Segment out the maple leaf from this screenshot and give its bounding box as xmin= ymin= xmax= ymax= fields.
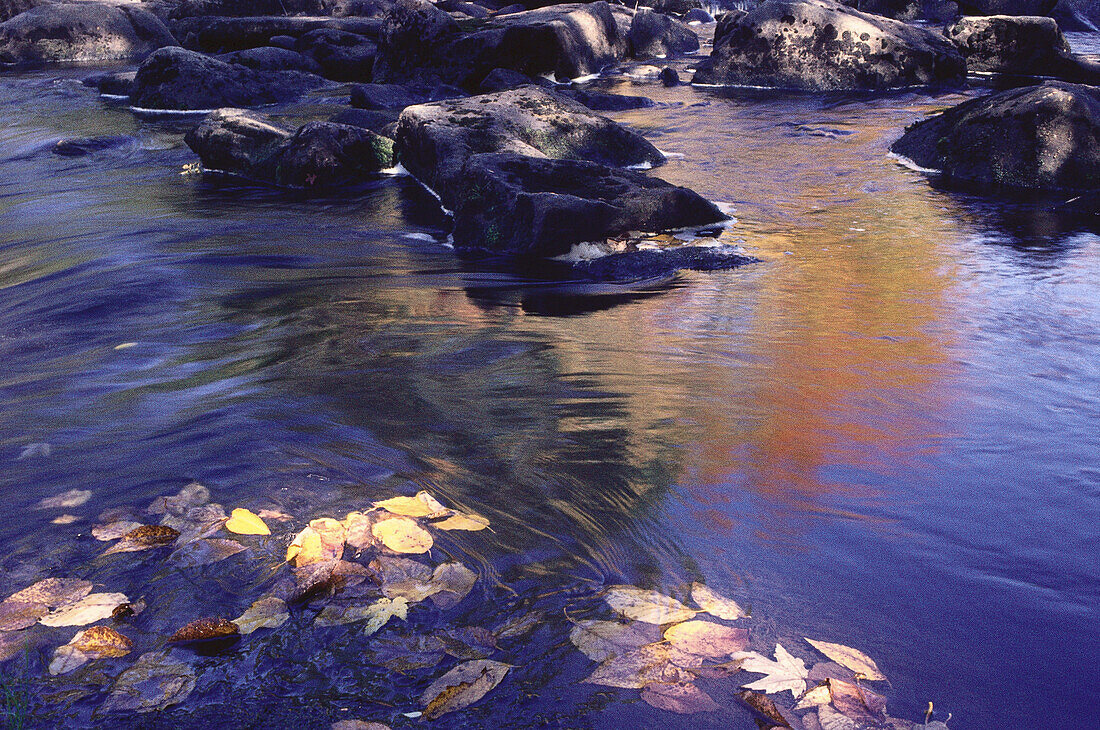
xmin=733 ymin=643 xmax=808 ymax=697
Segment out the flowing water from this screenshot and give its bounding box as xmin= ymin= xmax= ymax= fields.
xmin=1 ymin=52 xmax=1098 ymax=728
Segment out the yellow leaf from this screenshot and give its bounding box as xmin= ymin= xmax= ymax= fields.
xmin=232 ymin=597 xmax=289 ymax=634
xmin=287 ymin=519 xmax=344 ymax=566
xmin=431 ymin=513 xmax=490 ymax=531
xmin=420 ymin=659 xmax=511 ymax=719
xmin=373 ymin=491 xmax=448 ymax=518
xmin=225 ymin=508 xmax=270 ymax=536
xmin=663 ymin=620 xmax=749 ymax=659
xmin=363 ymin=597 xmax=409 ymax=636
xmin=603 ymin=586 xmax=696 ymax=625
xmin=690 ymin=582 xmax=746 ymax=621
xmin=804 ymin=638 xmax=887 ymax=681
xmin=372 ymin=516 xmax=433 ymax=554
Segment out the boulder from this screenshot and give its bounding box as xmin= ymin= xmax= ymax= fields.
xmin=131 ymin=46 xmax=327 ymax=110
xmin=573 ymin=245 xmax=756 ymax=280
xmin=944 ymin=14 xmax=1100 ymax=83
xmin=217 ymin=46 xmax=322 ymax=74
xmin=0 ymin=2 xmax=175 ymax=65
xmin=556 ymin=86 xmax=656 ymax=110
xmin=295 ymin=28 xmax=377 ymax=81
xmin=393 ymin=86 xmax=664 ymax=201
xmin=330 ymin=107 xmax=399 ymax=136
xmin=450 ymin=152 xmax=727 ymax=257
xmin=646 ymin=0 xmax=703 ymax=15
xmin=172 ymin=15 xmax=382 ymax=53
xmin=692 ymin=0 xmax=966 ymax=90
xmin=890 ymin=81 xmax=1100 ymax=190
xmin=84 ymin=69 xmax=137 ymax=96
xmin=167 ymin=0 xmax=392 ymax=18
xmin=683 ymin=8 xmax=715 ymax=24
xmin=1 ymin=0 xmax=43 ymax=23
xmin=372 ymin=0 xmax=459 ymax=81
xmin=628 ymin=8 xmax=699 ymax=59
xmin=185 ymin=108 xmax=394 ymax=188
xmin=956 ymin=0 xmax=1056 ymax=16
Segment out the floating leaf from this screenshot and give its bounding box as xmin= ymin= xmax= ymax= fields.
xmin=805 ymin=638 xmax=886 ymax=681
xmin=225 ymin=508 xmax=270 ymax=536
xmin=100 ymin=651 xmax=196 ymax=713
xmin=735 ymin=643 xmax=808 ymax=697
xmin=373 ymin=556 xmax=437 ymax=602
xmin=40 ymin=593 xmax=129 ymax=627
xmin=92 ymin=521 xmax=144 ymax=541
xmin=111 ymin=599 xmax=146 ymax=621
xmin=291 ymin=559 xmax=369 ymax=602
xmin=344 ymin=511 xmax=377 ymax=549
xmin=808 ymin=661 xmax=857 ymax=683
xmin=36 ymin=489 xmax=91 ymax=510
xmin=738 ymin=689 xmax=792 ymax=727
xmin=287 ymin=519 xmax=345 ymax=566
xmin=232 ymin=597 xmax=289 ymax=634
xmin=170 ymin=538 xmax=246 ymax=569
xmin=690 ymin=582 xmax=746 ymax=621
xmin=641 ymin=682 xmax=719 ymax=714
xmin=168 ymin=617 xmax=239 ymax=643
xmin=51 ymin=625 xmax=133 ymax=676
xmin=428 ymin=562 xmax=476 ymax=609
xmin=827 ymin=678 xmax=887 ymax=724
xmin=374 ymin=492 xmax=448 ymax=518
xmin=818 ymin=705 xmax=860 ymax=730
xmin=363 ymin=597 xmax=409 ymax=636
xmin=372 ymin=516 xmax=433 ymax=554
xmin=421 ymin=659 xmax=511 ymax=719
xmin=49 ymin=645 xmax=91 ymax=676
xmin=494 ymin=610 xmax=543 ymax=641
xmin=569 ymin=620 xmax=662 ymax=663
xmin=51 ymin=514 xmax=80 ymax=525
xmin=103 ymin=525 xmax=179 ymax=555
xmin=7 ymin=578 xmax=92 ymax=608
xmin=664 ymin=620 xmax=749 ymax=659
xmin=431 ymin=513 xmax=489 ymax=532
xmin=603 ymin=586 xmax=695 ymax=625
xmin=794 ymin=683 xmax=833 ymax=710
xmin=0 ymin=601 xmax=48 ymax=631
xmin=584 ymin=644 xmax=694 ymax=689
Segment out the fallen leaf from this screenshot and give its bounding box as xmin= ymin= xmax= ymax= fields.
xmin=691 ymin=582 xmax=747 ymax=621
xmin=808 ymin=661 xmax=857 ymax=683
xmin=431 ymin=513 xmax=490 ymax=531
xmin=161 ymin=503 xmax=228 ymax=545
xmin=7 ymin=578 xmax=92 ymax=608
xmin=584 ymin=644 xmax=694 ymax=689
xmin=818 ymin=705 xmax=859 ymax=730
xmin=52 ymin=625 xmax=134 ymax=672
xmin=738 ymin=689 xmax=792 ymax=727
xmin=225 ymin=508 xmax=270 ymax=536
xmin=365 ymin=633 xmax=446 ymax=672
xmin=421 ymin=659 xmax=511 ymax=719
xmin=804 ymin=639 xmax=886 ymax=681
xmin=92 ymin=521 xmax=144 ymax=541
xmin=170 ymin=538 xmax=246 ymax=569
xmin=363 ymin=597 xmax=409 ymax=636
xmin=436 ymin=627 xmax=498 ymax=660
xmin=494 ymin=610 xmax=543 ymax=641
xmin=827 ymin=678 xmax=887 ymax=724
xmin=642 ymin=682 xmax=720 ymax=714
xmin=168 ymin=617 xmax=240 ymax=643
xmin=51 ymin=514 xmax=80 ymax=525
xmin=689 ymin=657 xmax=745 ymax=679
xmin=111 ymin=599 xmax=146 ymax=622
xmin=232 ymin=597 xmax=289 ymax=634
xmin=163 ymin=483 xmax=210 ymax=515
xmin=372 ymin=516 xmax=433 ymax=554
xmin=49 ymin=645 xmax=90 ymax=676
xmin=603 ymin=586 xmax=696 ymax=625
xmin=794 ymin=683 xmax=833 ymax=710
xmin=36 ymin=489 xmax=92 ymax=510
xmin=258 ymin=508 xmax=292 ymax=522
xmin=0 ymin=632 xmax=32 ymax=662
xmin=287 ymin=519 xmax=345 ymax=566
xmin=0 ymin=601 xmax=48 ymax=631
xmin=428 ymin=562 xmax=477 ymax=609
xmin=103 ymin=525 xmax=179 ymax=555
xmin=569 ymin=620 xmax=662 ymax=663
xmin=330 ymin=722 xmax=392 ymax=730
xmin=735 ymin=643 xmax=808 ymax=697
xmin=100 ymin=651 xmax=196 ymax=713
xmin=664 ymin=620 xmax=749 ymax=659
xmin=40 ymin=593 xmax=129 ymax=627
xmin=374 ymin=492 xmax=448 ymax=518
xmin=373 ymin=556 xmax=436 ymax=602
xmin=291 ymin=559 xmax=369 ymax=601
xmin=344 ymin=511 xmax=376 ymax=549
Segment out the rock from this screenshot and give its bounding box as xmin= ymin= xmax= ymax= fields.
xmin=330 ymin=107 xmax=399 ymax=136
xmin=556 ymin=86 xmax=656 ymax=111
xmin=172 ymin=16 xmax=382 ymax=54
xmin=438 ymin=0 xmax=491 ymax=18
xmin=131 ymin=46 xmax=327 ymax=110
xmin=573 ymin=245 xmax=756 ymax=281
xmin=295 ymin=28 xmax=377 ymax=81
xmin=1051 ymin=0 xmax=1100 ymax=32
xmin=493 ymin=3 xmax=525 ymax=15
xmin=450 ymin=153 xmax=727 ymax=257
xmin=628 ymin=8 xmax=699 ymax=59
xmin=1 ymin=0 xmax=42 ymax=23
xmin=647 ymin=0 xmax=703 ymax=15
xmin=394 ymin=86 xmax=664 ymax=202
xmin=478 ymin=67 xmax=535 ymax=92
xmin=692 ymin=0 xmax=966 ymax=90
xmin=269 ymin=35 xmax=296 ymax=50
xmin=350 ymin=82 xmax=425 ymax=109
xmin=683 ymin=8 xmax=715 ymax=24
xmin=945 ymin=15 xmax=1099 ymax=83
xmin=372 ymin=0 xmax=459 ymax=82
xmin=956 ymin=0 xmax=1056 ymax=16
xmin=185 ymin=108 xmax=394 ymax=188
xmin=217 ymin=46 xmax=322 ymax=74
xmin=85 ymin=70 xmax=137 ymax=96
xmin=52 ymin=135 xmax=130 ymax=156
xmin=659 ymin=66 xmax=680 ymax=85
xmin=890 ymin=81 xmax=1100 ymax=191
xmin=167 ymin=0 xmax=392 ymax=19
xmin=0 ymin=2 xmax=176 ymax=65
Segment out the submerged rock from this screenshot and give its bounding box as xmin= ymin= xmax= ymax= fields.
xmin=185 ymin=108 xmax=394 ymax=188
xmin=891 ymin=81 xmax=1100 ymax=191
xmin=692 ymin=0 xmax=966 ymax=90
xmin=131 ymin=46 xmax=327 ymax=110
xmin=0 ymin=2 xmax=176 ymax=65
xmin=573 ymin=245 xmax=756 ymax=281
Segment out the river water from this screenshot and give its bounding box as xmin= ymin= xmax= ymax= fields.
xmin=1 ymin=46 xmax=1098 ymax=729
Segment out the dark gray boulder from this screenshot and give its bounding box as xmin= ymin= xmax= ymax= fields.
xmin=0 ymin=2 xmax=175 ymax=65
xmin=84 ymin=69 xmax=137 ymax=96
xmin=217 ymin=46 xmax=322 ymax=74
xmin=330 ymin=107 xmax=399 ymax=137
xmin=574 ymin=245 xmax=756 ymax=280
xmin=371 ymin=0 xmax=459 ymax=82
xmin=185 ymin=108 xmax=394 ymax=188
xmin=172 ymin=16 xmax=382 ymax=53
xmin=349 ymin=81 xmax=464 ymax=109
xmin=167 ymin=0 xmax=393 ymax=18
xmin=692 ymin=0 xmax=966 ymax=90
xmin=683 ymin=8 xmax=715 ymax=24
xmin=627 ymin=8 xmax=699 ymax=60
xmin=295 ymin=28 xmax=377 ymax=81
xmin=957 ymin=0 xmax=1056 ymax=16
xmin=131 ymin=46 xmax=327 ymax=110
xmin=891 ymin=81 xmax=1100 ymax=190
xmin=1 ymin=0 xmax=44 ymax=23
xmin=945 ymin=14 xmax=1100 ymax=83
xmin=557 ymin=86 xmax=656 ymax=110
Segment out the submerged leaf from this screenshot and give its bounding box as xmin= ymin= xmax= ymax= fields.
xmin=72 ymin=625 xmax=133 ymax=657
xmin=51 ymin=514 xmax=80 ymax=525
xmin=233 ymin=597 xmax=289 ymax=634
xmin=40 ymin=593 xmax=129 ymax=627
xmin=372 ymin=516 xmax=433 ymax=554
xmin=36 ymin=489 xmax=92 ymax=510
xmin=330 ymin=722 xmax=392 ymax=730
xmin=170 ymin=538 xmax=246 ymax=569
xmin=431 ymin=513 xmax=490 ymax=532
xmin=7 ymin=578 xmax=92 ymax=608
xmin=344 ymin=511 xmax=377 ymax=550
xmin=168 ymin=617 xmax=239 ymax=643
xmin=421 ymin=659 xmax=511 ymax=719
xmin=49 ymin=645 xmax=91 ymax=676
xmin=494 ymin=610 xmax=543 ymax=641
xmin=737 ymin=689 xmax=792 ymax=727
xmin=101 ymin=652 xmax=196 ymax=713
xmin=818 ymin=705 xmax=860 ymax=730
xmin=827 ymin=678 xmax=888 ymax=724
xmin=363 ymin=597 xmax=408 ymax=636
xmin=374 ymin=491 xmax=448 ymax=518
xmin=163 ymin=483 xmax=210 ymax=515
xmin=804 ymin=638 xmax=886 ymax=681
xmin=735 ymin=643 xmax=808 ymax=697
xmin=92 ymin=521 xmax=144 ymax=542
xmin=584 ymin=644 xmax=694 ymax=689
xmin=225 ymin=508 xmax=271 ymax=536
xmin=604 ymin=586 xmax=695 ymax=625
xmin=0 ymin=601 xmax=48 ymax=631
xmin=103 ymin=525 xmax=180 ymax=556
xmin=690 ymin=582 xmax=746 ymax=621
xmin=569 ymin=620 xmax=662 ymax=663
xmin=794 ymin=683 xmax=833 ymax=710
xmin=287 ymin=519 xmax=345 ymax=566
xmin=436 ymin=627 xmax=498 ymax=660
xmin=641 ymin=682 xmax=720 ymax=714
xmin=428 ymin=562 xmax=477 ymax=609
xmin=664 ymin=620 xmax=749 ymax=659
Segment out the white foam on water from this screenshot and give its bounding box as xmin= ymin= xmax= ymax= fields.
xmin=381 ymin=164 xmax=410 ymax=176
xmin=401 ymin=232 xmax=437 ymax=242
xmin=626 ymin=161 xmax=653 ymax=170
xmin=99 ymin=93 xmax=129 ymax=100
xmin=887 ymin=151 xmax=940 ymax=175
xmin=129 ymin=106 xmax=216 ymax=117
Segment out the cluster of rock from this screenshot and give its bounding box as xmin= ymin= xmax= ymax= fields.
xmin=2 ymin=0 xmax=1099 ymax=271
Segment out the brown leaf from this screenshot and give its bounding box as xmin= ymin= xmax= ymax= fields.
xmin=365 ymin=633 xmax=446 ymax=672
xmin=7 ymin=578 xmax=93 ymax=608
xmin=569 ymin=620 xmax=663 ymax=663
xmin=584 ymin=644 xmax=694 ymax=689
xmin=101 ymin=651 xmax=196 ymax=713
xmin=168 ymin=617 xmax=239 ymax=643
xmin=161 ymin=503 xmax=228 ymax=544
xmin=827 ymin=678 xmax=888 ymax=724
xmin=92 ymin=521 xmax=144 ymax=541
xmin=344 ymin=511 xmax=377 ymax=550
xmin=494 ymin=610 xmax=543 ymax=641
xmin=421 ymin=659 xmax=511 ymax=719
xmin=73 ymin=625 xmax=133 ymax=657
xmin=641 ymin=682 xmax=720 ymax=714
xmin=738 ymin=690 xmax=792 ymax=728
xmin=291 ymin=559 xmax=370 ymax=602
xmin=103 ymin=525 xmax=180 ymax=556
xmin=0 ymin=601 xmax=48 ymax=631
xmin=428 ymin=562 xmax=477 ymax=609
xmin=436 ymin=626 xmax=498 ymax=659
xmin=689 ymin=657 xmax=745 ymax=679
xmin=111 ymin=599 xmax=146 ymax=622
xmin=169 ymin=538 xmax=246 ymax=569
xmin=163 ymin=483 xmax=210 ymax=515
xmin=664 ymin=620 xmax=749 ymax=659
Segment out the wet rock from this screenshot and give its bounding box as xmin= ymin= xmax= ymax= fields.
xmin=573 ymin=245 xmax=756 ymax=281
xmin=85 ymin=70 xmax=137 ymax=96
xmin=269 ymin=34 xmax=296 ymax=50
xmin=394 ymin=86 xmax=664 ymax=202
xmin=372 ymin=0 xmax=459 ymax=82
xmin=478 ymin=67 xmax=535 ymax=92
xmin=131 ymin=46 xmax=327 ymax=110
xmin=330 ymin=107 xmax=398 ymax=136
xmin=683 ymin=8 xmax=715 ymax=24
xmin=438 ymin=0 xmax=491 ymax=19
xmin=648 ymin=0 xmax=703 ymax=15
xmin=350 ymin=81 xmax=464 ymax=109
xmin=837 ymin=0 xmax=957 ymax=22
xmin=946 ymin=15 xmax=1100 ymax=83
xmin=628 ymin=8 xmax=699 ymax=60
xmin=956 ymin=0 xmax=1056 ymax=16
xmin=217 ymin=46 xmax=322 ymax=74
xmin=167 ymin=0 xmax=393 ymax=19
xmin=890 ymin=81 xmax=1100 ymax=191
xmin=52 ymin=135 xmax=130 ymax=156
xmin=172 ymin=15 xmax=382 ymax=54
xmin=0 ymin=2 xmax=176 ymax=65
xmin=692 ymin=0 xmax=966 ymax=90
xmin=450 ymin=152 xmax=727 ymax=257
xmin=295 ymin=28 xmax=377 ymax=82
xmin=659 ymin=66 xmax=680 ymax=85
xmin=556 ymin=86 xmax=656 ymax=111
xmin=185 ymin=108 xmax=394 ymax=188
